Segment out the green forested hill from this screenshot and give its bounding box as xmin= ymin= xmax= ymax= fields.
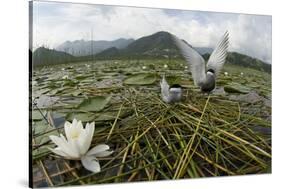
xmin=33 ymin=47 xmax=74 ymax=65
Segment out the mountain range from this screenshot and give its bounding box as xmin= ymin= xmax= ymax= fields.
xmin=55 ymin=31 xmax=213 ymax=57
xmin=33 ymin=31 xmax=271 ymax=73
xmin=94 ymin=31 xmax=214 ymax=59
xmin=56 ymin=38 xmax=134 ymax=56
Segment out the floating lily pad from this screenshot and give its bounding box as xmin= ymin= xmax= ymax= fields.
xmin=47 ymin=81 xmax=61 ymax=89
xmin=224 ymin=82 xmax=251 ymax=94
xmin=48 ymin=89 xmax=60 ymax=96
xmin=63 ymin=79 xmax=79 ymax=87
xmin=66 ymin=112 xmax=95 ymax=122
xmin=124 ymin=73 xmax=157 ymax=85
xmin=95 ymin=109 xmax=133 ymax=122
xmin=35 ymin=95 xmax=60 ymax=108
xmin=33 ymin=120 xmax=60 ymax=146
xmin=248 ymin=83 xmax=262 ymax=88
xmin=229 ymin=91 xmax=263 ymax=103
xmin=71 ymin=90 xmax=82 ymax=97
xmin=78 ymin=96 xmax=112 ymax=112
xmin=32 ymin=144 xmax=55 ymax=158
xmin=32 ymin=110 xmax=44 ymax=121
xmin=33 ymin=88 xmax=50 ymax=97
xmin=75 ymin=74 xmax=91 ymax=80
xmin=33 ymin=121 xmax=49 ymax=135
xmin=95 ymin=111 xmax=118 ymax=121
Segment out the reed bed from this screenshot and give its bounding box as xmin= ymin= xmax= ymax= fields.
xmin=32 ymin=86 xmax=271 ymax=187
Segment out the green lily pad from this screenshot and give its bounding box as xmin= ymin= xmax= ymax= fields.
xmin=33 ymin=88 xmax=50 ymax=97
xmin=32 ymin=110 xmax=43 ymax=121
xmin=33 ymin=120 xmax=60 ymax=146
xmin=32 ymin=144 xmax=54 ymax=158
xmin=63 ymin=79 xmax=79 ymax=87
xmin=66 ymin=112 xmax=95 ymax=122
xmin=47 ymin=81 xmax=61 ymax=89
xmin=124 ymin=73 xmax=157 ymax=85
xmin=48 ymin=88 xmax=60 ymax=96
xmin=75 ymin=74 xmax=91 ymax=80
xmin=78 ymin=96 xmax=111 ymax=112
xmin=71 ymin=90 xmax=82 ymax=97
xmin=224 ymin=82 xmax=251 ymax=94
xmin=95 ymin=111 xmax=118 ymax=121
xmin=33 ymin=121 xmax=49 ymax=135
xmin=97 ymin=109 xmax=134 ymax=122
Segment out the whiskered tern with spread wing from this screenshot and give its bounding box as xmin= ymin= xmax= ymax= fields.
xmin=172 ymin=31 xmax=229 ymax=93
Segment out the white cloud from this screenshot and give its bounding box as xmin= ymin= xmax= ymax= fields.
xmin=227 ymin=15 xmax=272 ymax=63
xmin=32 ymin=1 xmax=272 ymax=63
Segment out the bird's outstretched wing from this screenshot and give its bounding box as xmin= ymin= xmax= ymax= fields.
xmin=206 ymin=31 xmax=229 ymax=77
xmin=172 ymin=34 xmax=206 ymax=86
xmin=160 ymin=75 xmax=170 ymax=103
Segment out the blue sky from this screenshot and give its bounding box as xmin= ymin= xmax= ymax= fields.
xmin=32 ymin=1 xmax=272 ymax=63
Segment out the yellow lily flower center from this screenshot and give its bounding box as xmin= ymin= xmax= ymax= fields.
xmin=70 ymin=130 xmax=80 ymax=139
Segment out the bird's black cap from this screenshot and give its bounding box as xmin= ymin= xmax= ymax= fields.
xmin=207 ymin=69 xmax=215 ymax=74
xmin=170 ymin=84 xmax=182 ymax=89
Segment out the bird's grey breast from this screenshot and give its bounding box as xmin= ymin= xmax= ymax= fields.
xmin=169 ymin=92 xmax=182 ymax=103
xmin=167 ymin=88 xmax=183 ymax=103
xmin=201 ymin=73 xmax=216 ymax=92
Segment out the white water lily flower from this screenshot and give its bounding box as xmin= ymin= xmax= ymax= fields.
xmin=62 ymin=75 xmax=69 ymax=80
xmin=142 ymin=66 xmax=147 ymax=69
xmin=164 ymin=64 xmax=168 ymax=68
xmin=224 ymin=72 xmax=228 ymax=76
xmin=48 ymin=118 xmax=113 ymax=173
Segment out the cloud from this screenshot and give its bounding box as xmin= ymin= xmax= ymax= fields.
xmin=32 ymin=1 xmax=272 ymax=63
xmin=227 ymin=15 xmax=272 ymax=63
